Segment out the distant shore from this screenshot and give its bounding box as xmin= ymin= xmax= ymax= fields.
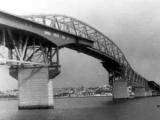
xmin=0 ymin=95 xmax=111 ymax=101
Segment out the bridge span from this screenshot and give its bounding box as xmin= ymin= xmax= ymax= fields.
xmin=0 ymin=11 xmax=159 ymax=109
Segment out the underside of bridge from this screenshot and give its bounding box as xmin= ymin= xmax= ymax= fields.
xmin=0 ymin=11 xmax=159 ymax=109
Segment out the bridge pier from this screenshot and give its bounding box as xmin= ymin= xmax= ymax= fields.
xmin=10 ymin=66 xmax=59 ymax=109
xmin=134 ymin=88 xmax=153 ymax=97
xmin=112 ymin=80 xmax=129 ymax=99
xmin=134 ymin=87 xmax=146 ymax=97
xmin=145 ymin=89 xmax=153 ymax=97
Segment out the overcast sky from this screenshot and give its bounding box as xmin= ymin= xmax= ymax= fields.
xmin=0 ymin=0 xmax=160 ymax=90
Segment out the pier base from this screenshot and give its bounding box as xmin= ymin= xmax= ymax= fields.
xmin=17 ymin=66 xmax=54 ymax=109
xmin=145 ymin=90 xmax=153 ymax=97
xmin=113 ymin=80 xmax=129 ymax=99
xmin=134 ymin=87 xmax=146 ymax=97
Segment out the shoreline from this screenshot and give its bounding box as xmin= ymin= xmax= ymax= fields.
xmin=0 ymin=95 xmax=111 ymax=101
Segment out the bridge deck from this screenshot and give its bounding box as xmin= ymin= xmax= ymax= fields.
xmin=0 ymin=10 xmax=159 ymax=91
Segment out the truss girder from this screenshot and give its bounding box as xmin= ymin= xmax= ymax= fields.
xmin=0 ymin=10 xmax=151 ymax=88
xmin=24 ymin=15 xmax=127 ymax=66
xmin=23 ymin=14 xmax=149 ymax=87
xmin=0 ymin=29 xmax=60 ymax=68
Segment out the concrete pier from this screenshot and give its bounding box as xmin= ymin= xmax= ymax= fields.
xmin=18 ymin=66 xmax=54 ymax=109
xmin=112 ymin=80 xmax=129 ymax=99
xmin=145 ymin=90 xmax=153 ymax=97
xmin=134 ymin=88 xmax=153 ymax=97
xmin=134 ymin=87 xmax=146 ymax=97
xmin=9 ymin=65 xmax=60 ymax=109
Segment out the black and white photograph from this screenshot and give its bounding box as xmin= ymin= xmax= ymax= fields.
xmin=0 ymin=0 xmax=160 ymax=120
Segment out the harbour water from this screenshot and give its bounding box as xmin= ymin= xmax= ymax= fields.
xmin=0 ymin=96 xmax=160 ymax=120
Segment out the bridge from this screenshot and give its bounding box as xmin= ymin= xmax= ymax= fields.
xmin=0 ymin=11 xmax=159 ymax=109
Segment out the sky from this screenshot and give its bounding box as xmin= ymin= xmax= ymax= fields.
xmin=0 ymin=0 xmax=160 ymax=90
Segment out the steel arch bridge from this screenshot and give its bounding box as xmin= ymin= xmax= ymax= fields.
xmin=23 ymin=14 xmax=147 ymax=88
xmin=0 ymin=10 xmax=159 ymax=97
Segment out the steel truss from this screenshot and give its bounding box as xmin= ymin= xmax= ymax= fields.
xmin=0 ymin=29 xmax=59 ymax=69
xmin=23 ymin=14 xmax=148 ymax=88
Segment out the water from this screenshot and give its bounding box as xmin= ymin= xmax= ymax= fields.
xmin=0 ymin=96 xmax=160 ymax=120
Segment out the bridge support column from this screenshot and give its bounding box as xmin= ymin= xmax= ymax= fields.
xmin=10 ymin=66 xmax=59 ymax=109
xmin=134 ymin=87 xmax=146 ymax=97
xmin=145 ymin=89 xmax=153 ymax=96
xmin=113 ymin=80 xmax=129 ymax=99
xmin=18 ymin=66 xmax=55 ymax=109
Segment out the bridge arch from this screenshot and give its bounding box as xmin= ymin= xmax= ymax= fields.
xmin=24 ymin=14 xmax=129 ymax=67
xmin=1 ymin=11 xmax=159 ymax=109
xmin=24 ymin=14 xmax=143 ymax=81
xmin=0 ymin=10 xmax=148 ymax=87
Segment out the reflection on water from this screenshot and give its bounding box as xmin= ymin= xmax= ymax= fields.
xmin=0 ymin=96 xmax=160 ymax=120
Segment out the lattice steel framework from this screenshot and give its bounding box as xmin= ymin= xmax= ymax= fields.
xmin=24 ymin=15 xmax=127 ymax=65
xmin=0 ymin=29 xmax=59 ymax=67
xmin=23 ymin=14 xmax=148 ymax=87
